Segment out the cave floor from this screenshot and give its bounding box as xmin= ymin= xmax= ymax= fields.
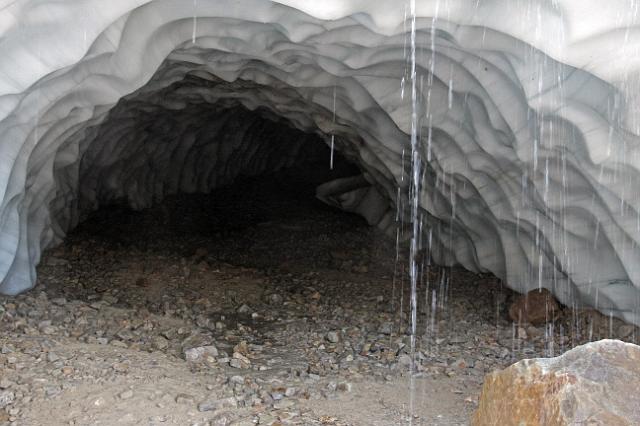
xmin=1 ymin=173 xmax=637 ymax=425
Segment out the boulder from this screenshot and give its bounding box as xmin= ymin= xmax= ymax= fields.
xmin=473 ymin=339 xmax=640 ymax=425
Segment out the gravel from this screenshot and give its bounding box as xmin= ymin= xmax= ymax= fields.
xmin=1 ymin=174 xmax=638 ymax=425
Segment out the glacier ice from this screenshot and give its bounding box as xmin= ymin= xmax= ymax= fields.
xmin=1 ymin=0 xmax=640 ymax=323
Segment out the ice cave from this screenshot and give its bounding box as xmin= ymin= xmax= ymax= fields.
xmin=1 ymin=0 xmax=640 ymax=325
xmin=4 ymin=1 xmax=640 ymax=424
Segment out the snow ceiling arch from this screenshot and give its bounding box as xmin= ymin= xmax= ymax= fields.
xmin=2 ymin=0 xmax=640 ymax=323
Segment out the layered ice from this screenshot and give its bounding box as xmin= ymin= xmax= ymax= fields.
xmin=1 ymin=0 xmax=640 ymax=323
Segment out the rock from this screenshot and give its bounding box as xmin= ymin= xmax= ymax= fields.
xmin=237 ymin=304 xmax=251 ymax=314
xmin=618 ymin=324 xmax=635 ymax=338
xmin=378 ymin=322 xmax=393 ymax=335
xmin=230 ymin=352 xmax=251 ymax=369
xmin=337 ymin=382 xmax=352 ymax=392
xmin=517 ymin=326 xmax=527 ymax=340
xmin=152 ymin=335 xmax=169 ymax=350
xmin=175 ymin=393 xmax=195 ymax=404
xmin=51 ymin=297 xmax=67 ymax=306
xmin=119 ymin=390 xmax=134 ymax=400
xmin=266 ymin=293 xmax=283 ymax=305
xmin=0 ymin=391 xmax=14 ymax=409
xmin=508 ymin=288 xmax=559 ymax=325
xmin=184 ymin=345 xmax=219 ymax=363
xmin=45 ymin=386 xmax=61 ymax=398
xmin=473 ymin=339 xmax=640 ymax=425
xmin=197 ymin=397 xmax=238 ymax=412
xmin=526 ymin=325 xmax=543 ymax=339
xmin=452 ymin=358 xmax=467 ymax=369
xmin=181 ymin=334 xmax=214 ymax=350
xmin=326 ymin=331 xmax=340 ymax=343
xmin=397 ymin=354 xmax=412 ymax=367
xmin=112 ymin=362 xmax=130 ymax=373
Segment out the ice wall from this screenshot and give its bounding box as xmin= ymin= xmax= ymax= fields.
xmin=1 ymin=0 xmax=640 ymax=323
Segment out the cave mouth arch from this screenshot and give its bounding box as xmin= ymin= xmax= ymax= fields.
xmin=49 ymin=72 xmax=371 ymax=235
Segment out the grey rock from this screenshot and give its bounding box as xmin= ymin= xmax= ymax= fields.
xmin=184 ymin=345 xmax=219 ymax=362
xmin=197 ymin=397 xmax=238 ymax=412
xmin=237 ymin=304 xmax=251 ymax=315
xmin=326 ymin=331 xmax=340 ymax=343
xmin=0 ymin=391 xmax=14 ymax=409
xmin=119 ymin=389 xmax=134 ymax=400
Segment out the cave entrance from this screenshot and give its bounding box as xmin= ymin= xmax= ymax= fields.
xmin=42 ymin=119 xmax=392 ymax=310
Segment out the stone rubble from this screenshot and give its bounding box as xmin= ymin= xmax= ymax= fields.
xmin=1 ymin=177 xmax=639 ymax=425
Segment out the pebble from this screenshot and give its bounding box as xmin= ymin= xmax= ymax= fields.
xmin=397 ymin=354 xmax=412 ymax=367
xmin=0 ymin=391 xmax=15 ymax=409
xmin=618 ymin=324 xmax=635 ymax=338
xmin=197 ymin=397 xmax=238 ymax=412
xmin=184 ymin=345 xmax=219 ymax=363
xmin=175 ymin=393 xmax=195 ymax=404
xmin=237 ymin=304 xmax=251 ymax=315
xmin=119 ymin=390 xmax=134 ymax=400
xmin=326 ymin=331 xmax=340 ymax=343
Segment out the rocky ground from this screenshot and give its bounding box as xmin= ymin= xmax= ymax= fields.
xmin=1 ymin=170 xmax=639 ymax=426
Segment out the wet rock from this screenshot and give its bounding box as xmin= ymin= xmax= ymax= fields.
xmin=508 ymin=288 xmax=559 ymax=326
xmin=473 ymin=339 xmax=640 ymax=425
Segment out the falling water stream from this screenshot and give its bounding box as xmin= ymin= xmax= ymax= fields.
xmin=330 ymin=86 xmax=336 ymax=170
xmin=408 ymin=0 xmax=420 ymax=422
xmin=192 ymin=0 xmax=197 ymax=44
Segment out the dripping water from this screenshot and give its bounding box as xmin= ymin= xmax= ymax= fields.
xmin=192 ymin=0 xmax=198 ymax=44
xmin=330 ymin=86 xmax=336 ymax=170
xmin=408 ymin=0 xmax=421 ymax=422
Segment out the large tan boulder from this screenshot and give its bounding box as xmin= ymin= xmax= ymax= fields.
xmin=473 ymin=339 xmax=640 ymax=425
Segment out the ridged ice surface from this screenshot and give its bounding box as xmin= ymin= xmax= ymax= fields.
xmin=1 ymin=0 xmax=640 ymax=323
